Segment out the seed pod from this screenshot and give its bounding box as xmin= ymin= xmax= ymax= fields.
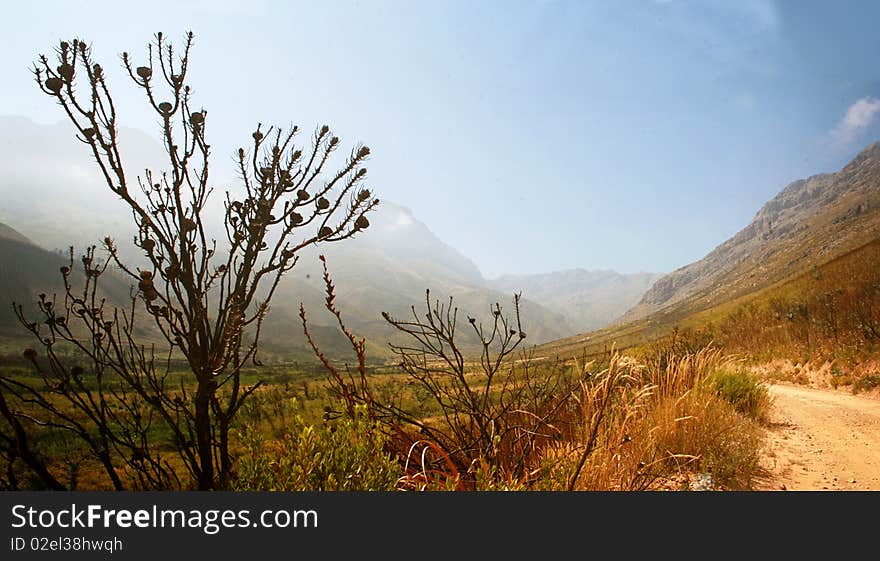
xmin=358 ymin=189 xmax=371 ymax=201
xmin=357 ymin=146 xmax=371 ymax=159
xmin=297 ymin=189 xmax=309 ymax=201
xmin=320 ymin=125 xmax=329 ymax=135
xmin=316 ymin=197 xmax=330 ymax=210
xmin=60 ymin=266 xmax=70 ymax=275
xmin=139 ymin=270 xmax=153 ymax=280
xmin=182 ymin=218 xmax=197 ymax=232
xmin=290 ymin=212 xmax=303 ymax=225
xmin=190 ymin=111 xmax=204 ymax=125
xmin=92 ymin=64 xmax=103 ymax=78
xmin=355 ymin=215 xmax=370 ymax=230
xmin=82 ymin=127 xmax=96 ymax=139
xmin=329 ymin=136 xmax=339 ymax=146
xmin=253 ymin=131 xmax=263 ymax=141
xmin=142 ymin=238 xmax=156 ymax=251
xmin=45 ymin=77 xmax=63 ymax=93
xmin=57 ymin=64 xmax=74 ymax=80
xmin=136 ymin=66 xmax=152 ymax=80
xmin=318 ymin=226 xmax=333 ymax=239
xmin=158 ymin=102 xmax=173 ymax=114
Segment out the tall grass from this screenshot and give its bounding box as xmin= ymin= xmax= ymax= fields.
xmin=533 ymin=347 xmax=768 ymax=491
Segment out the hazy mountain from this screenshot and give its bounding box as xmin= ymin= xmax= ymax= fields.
xmin=0 ymin=116 xmax=575 ymax=359
xmin=0 ymin=115 xmax=169 ymax=255
xmin=621 ymin=141 xmax=880 ymax=323
xmin=488 ymin=269 xmax=662 ymax=332
xmin=261 ymin=202 xmax=577 ymax=357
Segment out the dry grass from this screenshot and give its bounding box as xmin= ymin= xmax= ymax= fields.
xmin=531 ymin=347 xmax=768 ymax=491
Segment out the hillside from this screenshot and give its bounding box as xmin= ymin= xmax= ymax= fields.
xmin=0 ymin=223 xmax=132 ymax=339
xmin=621 ymin=142 xmax=880 ymax=324
xmin=538 ymin=141 xmax=880 ymax=360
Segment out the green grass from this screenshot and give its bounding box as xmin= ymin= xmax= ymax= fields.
xmin=705 ymin=368 xmax=772 ymax=423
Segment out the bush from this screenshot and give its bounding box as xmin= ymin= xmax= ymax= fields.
xmin=706 ymin=368 xmax=772 ymax=422
xmin=648 ymin=390 xmax=765 ymax=490
xmin=853 ymin=372 xmax=880 ymax=394
xmin=233 ymin=403 xmax=401 ymax=491
xmin=534 ymin=349 xmax=767 ymax=491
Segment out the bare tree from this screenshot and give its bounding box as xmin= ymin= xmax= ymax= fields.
xmin=0 ymin=32 xmax=378 ymax=490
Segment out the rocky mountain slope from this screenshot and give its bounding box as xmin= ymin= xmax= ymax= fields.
xmin=621 ymin=141 xmax=880 ymax=323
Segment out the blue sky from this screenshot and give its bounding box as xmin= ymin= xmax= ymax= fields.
xmin=3 ymin=0 xmax=880 ymax=277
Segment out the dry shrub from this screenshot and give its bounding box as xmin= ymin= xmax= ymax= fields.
xmin=536 ymin=347 xmax=766 ymax=491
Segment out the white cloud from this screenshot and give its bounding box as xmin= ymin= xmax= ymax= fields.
xmin=831 ymin=97 xmax=880 ymax=147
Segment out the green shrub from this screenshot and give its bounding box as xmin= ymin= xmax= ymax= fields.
xmin=853 ymin=372 xmax=880 ymax=394
xmin=706 ymin=368 xmax=771 ymax=422
xmin=830 ymin=365 xmax=852 ymax=389
xmin=233 ymin=403 xmax=401 ymax=491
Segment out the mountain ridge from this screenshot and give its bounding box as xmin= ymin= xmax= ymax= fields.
xmin=620 ymin=140 xmax=880 ymax=324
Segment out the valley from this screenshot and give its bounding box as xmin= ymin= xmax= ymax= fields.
xmin=4 ymin=97 xmax=880 ymax=493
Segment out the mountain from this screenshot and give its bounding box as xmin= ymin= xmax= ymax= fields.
xmin=0 ymin=115 xmax=169 ymax=256
xmin=0 ymin=223 xmax=131 ymax=338
xmin=260 ymin=202 xmax=577 ymax=358
xmin=0 ymin=224 xmax=68 ymax=336
xmin=621 ymin=141 xmax=880 ymax=324
xmin=488 ymin=269 xmax=662 ymax=332
xmin=0 ymin=117 xmax=577 ymax=359
xmin=537 ymin=140 xmax=880 ymax=360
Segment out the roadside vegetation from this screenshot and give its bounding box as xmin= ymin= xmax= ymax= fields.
xmin=658 ymin=239 xmax=880 ymax=394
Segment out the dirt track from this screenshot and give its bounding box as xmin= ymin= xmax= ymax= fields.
xmin=760 ymin=384 xmax=880 ymax=490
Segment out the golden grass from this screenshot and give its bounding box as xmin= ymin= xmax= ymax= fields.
xmin=531 ymin=347 xmax=768 ymax=491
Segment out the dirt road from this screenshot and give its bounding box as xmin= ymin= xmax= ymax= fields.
xmin=760 ymin=384 xmax=880 ymax=490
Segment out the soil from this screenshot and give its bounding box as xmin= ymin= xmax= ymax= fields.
xmin=759 ymin=383 xmax=880 ymax=490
